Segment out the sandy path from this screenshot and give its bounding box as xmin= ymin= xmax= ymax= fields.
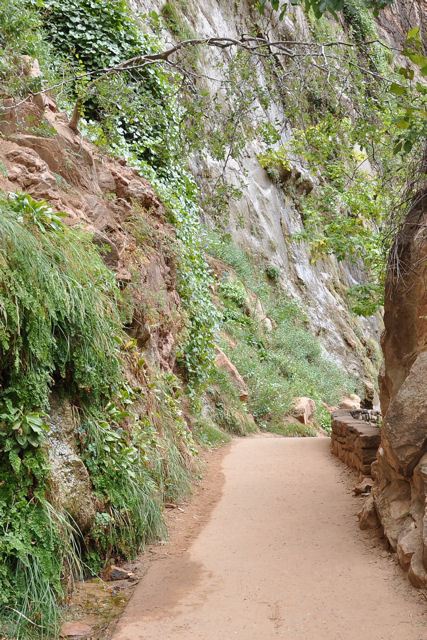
xmin=113 ymin=437 xmax=426 ymax=640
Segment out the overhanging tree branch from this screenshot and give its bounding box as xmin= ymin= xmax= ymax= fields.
xmin=1 ymin=33 xmax=400 ymax=132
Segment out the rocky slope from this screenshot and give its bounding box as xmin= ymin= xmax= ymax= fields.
xmin=131 ymin=0 xmax=383 ymax=397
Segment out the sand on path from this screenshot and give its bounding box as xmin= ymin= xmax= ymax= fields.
xmin=113 ymin=437 xmax=426 ymax=640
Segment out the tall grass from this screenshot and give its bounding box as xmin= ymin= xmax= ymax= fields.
xmin=0 ymin=198 xmax=122 ymax=410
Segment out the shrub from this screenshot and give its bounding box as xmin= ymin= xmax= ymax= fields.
xmin=266 ymin=264 xmax=280 ymax=282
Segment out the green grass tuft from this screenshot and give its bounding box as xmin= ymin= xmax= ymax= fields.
xmin=194 ymin=418 xmax=232 ymax=447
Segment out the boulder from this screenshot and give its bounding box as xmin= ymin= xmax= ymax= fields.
xmin=47 ymin=396 xmax=95 ymax=533
xmin=292 ymin=397 xmax=316 ymax=425
xmin=353 ymin=478 xmax=373 ymax=495
xmin=338 ymin=394 xmax=361 ymax=410
xmin=360 ymin=379 xmax=375 ymax=409
xmin=358 ymin=495 xmax=380 ymax=530
xmin=60 ymin=622 xmax=93 ymax=638
xmin=214 ymin=346 xmax=248 ymax=402
xmin=102 ymin=565 xmax=135 ymax=581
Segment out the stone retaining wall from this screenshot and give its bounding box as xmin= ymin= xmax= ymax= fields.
xmin=331 ymin=410 xmax=381 ymax=476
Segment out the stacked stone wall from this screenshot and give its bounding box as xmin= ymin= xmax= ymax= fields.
xmin=331 ymin=410 xmax=381 ymax=476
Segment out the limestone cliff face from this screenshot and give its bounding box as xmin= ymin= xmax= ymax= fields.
xmin=133 ymin=0 xmax=383 ymax=391
xmin=373 ymin=185 xmax=427 ymax=587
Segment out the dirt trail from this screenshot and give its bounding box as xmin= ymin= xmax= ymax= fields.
xmin=113 ymin=437 xmax=426 ymax=640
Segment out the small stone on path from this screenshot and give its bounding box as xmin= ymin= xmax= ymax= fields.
xmin=61 ymin=621 xmax=93 ymax=638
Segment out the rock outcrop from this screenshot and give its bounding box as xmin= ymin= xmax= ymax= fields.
xmin=373 ymin=186 xmax=427 ymax=587
xmin=133 ymin=0 xmax=382 ymax=390
xmin=47 ymin=396 xmax=95 ymax=533
xmin=214 ymin=346 xmax=249 ymax=402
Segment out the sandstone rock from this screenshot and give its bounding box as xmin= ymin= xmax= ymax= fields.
xmin=214 ymin=346 xmax=248 ymax=402
xmin=358 ymin=495 xmax=380 ymax=530
xmin=92 ymin=230 xmax=120 ymax=269
xmin=360 ymin=379 xmax=375 ymax=409
xmin=353 ymin=478 xmax=373 ymax=495
xmin=60 ymin=621 xmax=93 ymax=638
xmin=339 ymin=394 xmax=361 ymax=410
xmin=408 ymin=549 xmax=427 ymax=588
xmin=292 ymin=397 xmax=316 ymax=425
xmin=373 ymin=188 xmax=427 ymax=586
xmin=102 ymin=565 xmax=134 ymax=581
xmin=381 ymin=352 xmax=427 ymax=476
xmin=397 ymin=523 xmax=419 ymax=571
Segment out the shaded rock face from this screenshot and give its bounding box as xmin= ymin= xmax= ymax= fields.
xmin=373 ymin=189 xmax=427 ymax=587
xmin=47 ymin=396 xmax=95 ymax=533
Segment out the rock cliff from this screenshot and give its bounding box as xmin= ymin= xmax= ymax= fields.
xmin=373 ymin=183 xmax=427 ymax=587
xmin=132 ymin=0 xmax=383 ymax=394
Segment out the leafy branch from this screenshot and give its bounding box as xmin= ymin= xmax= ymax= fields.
xmin=2 ymin=33 xmax=400 ymax=133
xmin=258 ymin=0 xmax=394 ymax=20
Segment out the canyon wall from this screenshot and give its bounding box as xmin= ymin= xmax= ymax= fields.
xmin=132 ymin=0 xmax=383 ymax=394
xmin=373 ymin=184 xmax=427 ymax=587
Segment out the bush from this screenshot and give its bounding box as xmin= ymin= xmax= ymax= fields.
xmin=266 ymin=264 xmax=280 ymax=282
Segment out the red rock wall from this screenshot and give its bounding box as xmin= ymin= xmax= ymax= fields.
xmin=373 ymin=186 xmax=427 ymax=587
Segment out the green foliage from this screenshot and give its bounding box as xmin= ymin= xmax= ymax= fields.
xmin=0 ymin=0 xmax=62 ymax=104
xmin=218 ymin=278 xmax=248 ymax=308
xmin=258 ymin=146 xmax=290 ymax=171
xmin=0 ymin=448 xmax=76 ymax=639
xmin=161 ymin=1 xmax=196 ymax=40
xmin=0 ymin=194 xmax=122 ymax=410
xmin=33 ymin=0 xmax=218 ymax=392
xmin=205 ymin=232 xmax=355 ymax=433
xmin=0 ymin=193 xmax=125 ymax=636
xmin=194 ymin=417 xmax=232 ymax=447
xmin=0 ymin=402 xmax=49 ymax=458
xmin=205 ymin=367 xmax=256 ymax=436
xmin=8 ymin=192 xmax=66 ymax=232
xmin=342 ymin=0 xmax=388 ymax=71
xmin=37 ymin=0 xmax=142 ymax=70
xmin=258 ymin=0 xmax=393 ymax=20
xmin=0 ymin=190 xmax=199 ymax=636
xmin=265 ymin=265 xmax=280 ymax=282
xmin=390 ymin=28 xmax=427 ymax=155
xmin=79 ymin=369 xmax=195 ymax=571
xmin=269 ymin=422 xmax=317 ymax=437
xmin=260 ymin=110 xmax=400 ymax=316
xmin=160 ymin=2 xmax=199 ymax=67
